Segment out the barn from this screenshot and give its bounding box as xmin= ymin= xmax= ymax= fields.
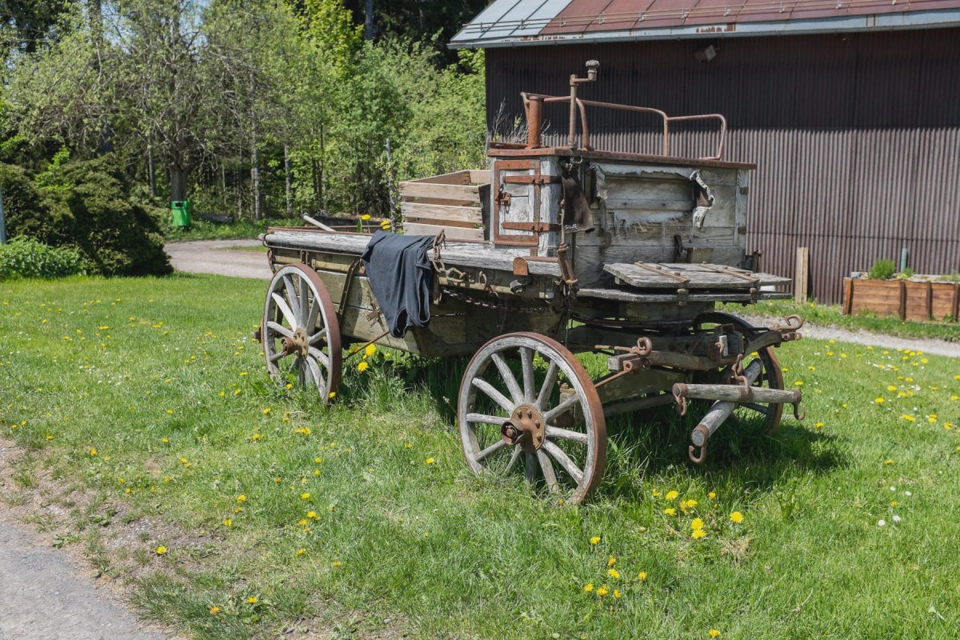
xmin=450 ymin=0 xmax=960 ymax=303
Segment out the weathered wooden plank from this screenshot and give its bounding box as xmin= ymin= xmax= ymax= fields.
xmin=401 ymin=202 xmax=483 ymax=224
xmin=264 ymin=230 xmax=562 ymax=278
xmin=469 ymin=169 xmax=491 ymax=185
xmin=403 ymin=222 xmax=484 ymax=242
xmin=406 ymin=170 xmax=471 ymax=185
xmin=400 ymin=182 xmax=480 ymax=201
xmin=575 ymin=288 xmax=789 ymax=303
xmin=754 ymin=272 xmax=792 ymax=287
xmin=603 ymin=262 xmax=758 ymax=290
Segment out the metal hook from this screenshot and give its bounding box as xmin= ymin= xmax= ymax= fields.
xmin=674 ymin=387 xmax=688 ymax=416
xmin=793 ymin=401 xmax=805 ymax=421
xmin=689 ymin=442 xmax=708 ymax=464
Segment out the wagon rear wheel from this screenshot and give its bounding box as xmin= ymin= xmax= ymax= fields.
xmin=457 ymin=332 xmax=606 ymax=505
xmin=693 ymin=311 xmax=785 ymax=434
xmin=262 ymin=263 xmax=342 ymax=402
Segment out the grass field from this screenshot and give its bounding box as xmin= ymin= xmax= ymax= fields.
xmin=1 ymin=275 xmax=959 ymax=639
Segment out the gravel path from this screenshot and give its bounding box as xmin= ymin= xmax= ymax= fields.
xmin=164 ymin=239 xmax=271 ymax=279
xmin=0 ymin=443 xmax=173 ymax=640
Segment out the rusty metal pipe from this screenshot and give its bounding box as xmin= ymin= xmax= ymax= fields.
xmin=526 ymin=96 xmax=543 ymax=149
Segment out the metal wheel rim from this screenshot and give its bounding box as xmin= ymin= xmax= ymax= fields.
xmin=694 ymin=311 xmax=784 ymax=434
xmin=262 ymin=263 xmax=342 ymax=402
xmin=457 ymin=331 xmax=607 ymax=505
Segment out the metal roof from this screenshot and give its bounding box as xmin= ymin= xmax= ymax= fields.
xmin=450 ymin=0 xmax=960 ymax=48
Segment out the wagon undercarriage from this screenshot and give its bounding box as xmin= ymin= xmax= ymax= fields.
xmin=255 ymin=61 xmax=806 ymax=504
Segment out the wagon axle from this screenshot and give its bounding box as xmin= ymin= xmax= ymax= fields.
xmin=500 ymin=405 xmax=546 ymax=452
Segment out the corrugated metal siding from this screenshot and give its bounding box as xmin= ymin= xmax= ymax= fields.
xmin=486 ymin=28 xmax=960 ymax=303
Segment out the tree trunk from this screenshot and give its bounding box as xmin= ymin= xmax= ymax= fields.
xmin=364 ymin=0 xmax=374 ymax=40
xmin=251 ymin=126 xmax=261 ymax=221
xmin=284 ymin=143 xmax=292 ymax=218
xmin=169 ymin=165 xmax=187 ymax=202
xmin=147 ymin=137 xmax=157 ymax=197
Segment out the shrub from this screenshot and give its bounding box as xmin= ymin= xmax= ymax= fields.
xmin=0 ymin=237 xmax=86 ymax=279
xmin=1 ymin=157 xmax=172 ymax=276
xmin=868 ymin=259 xmax=896 ymax=280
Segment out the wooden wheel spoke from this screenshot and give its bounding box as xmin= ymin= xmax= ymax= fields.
xmin=269 ymin=350 xmax=287 ymax=363
xmin=520 ymin=347 xmax=535 ymax=403
xmin=545 ymin=426 xmax=588 ymax=445
xmin=309 ymin=327 xmax=328 ymax=345
xmin=298 ymin=278 xmax=310 ymax=325
xmin=542 ymin=393 xmax=580 ymax=424
xmin=537 ymin=449 xmax=559 ymax=493
xmin=282 ymin=275 xmax=301 ymax=321
xmin=542 ymin=440 xmax=584 ymax=484
xmin=536 ymin=362 xmax=558 ymax=411
xmin=306 ymin=357 xmax=323 ymax=390
xmin=308 ymin=346 xmax=329 ymax=368
xmin=466 ymin=413 xmax=507 ymax=426
xmin=504 ymin=447 xmax=522 ymax=473
xmin=524 ymin=453 xmax=537 ymax=484
xmin=472 ymin=377 xmax=515 ymax=413
xmin=267 ymin=320 xmax=293 ymax=339
xmin=305 ymin=297 xmax=319 ymax=332
xmin=491 ymin=352 xmax=523 ymax=405
xmin=271 ymin=293 xmax=298 ymax=328
xmin=475 ymin=439 xmax=507 ymax=462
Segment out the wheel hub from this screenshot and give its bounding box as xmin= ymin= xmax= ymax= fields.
xmin=501 ymin=404 xmax=546 ymax=452
xmin=282 ymin=327 xmax=309 ymax=358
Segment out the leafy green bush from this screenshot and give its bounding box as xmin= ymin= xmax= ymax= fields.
xmin=868 ymin=259 xmax=896 ymax=280
xmin=1 ymin=157 xmax=172 ymax=276
xmin=0 ymin=237 xmax=86 ymax=279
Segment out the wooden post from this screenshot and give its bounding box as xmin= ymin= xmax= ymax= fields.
xmin=842 ymin=278 xmax=853 ymax=315
xmin=953 ymin=283 xmax=960 ymax=323
xmin=925 ymin=281 xmax=933 ymax=320
xmin=794 ymin=247 xmax=809 ymax=305
xmin=898 ymin=280 xmax=907 ymax=321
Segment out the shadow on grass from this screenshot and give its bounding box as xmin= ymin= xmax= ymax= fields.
xmin=355 ymin=352 xmax=849 ymax=504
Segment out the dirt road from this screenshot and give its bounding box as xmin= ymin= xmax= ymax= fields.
xmin=164 ymin=239 xmax=271 ymax=279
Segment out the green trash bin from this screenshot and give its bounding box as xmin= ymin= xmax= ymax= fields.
xmin=171 ymin=201 xmax=192 ymax=228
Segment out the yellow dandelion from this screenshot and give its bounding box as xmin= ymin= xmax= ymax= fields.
xmin=608 ymin=568 xmax=621 ymax=579
xmin=89 ymin=448 xmax=98 ymax=456
xmin=361 ymin=214 xmax=371 ymax=221
xmin=638 ymin=571 xmax=648 ymax=581
xmin=301 ymin=492 xmax=311 ymax=500
xmin=597 ymin=585 xmax=609 ymax=597
xmin=590 ymin=536 xmax=601 ymax=545
xmin=691 ymin=518 xmax=704 ymax=530
xmin=887 ymin=385 xmax=897 ymax=392
xmin=222 ymin=519 xmax=232 ymax=527
xmin=307 ymin=511 xmax=317 ymax=519
xmin=902 ymin=414 xmax=916 ymax=422
xmin=686 ymin=499 xmax=699 ymax=508
xmin=583 ymin=583 xmax=594 ymax=593
xmin=730 ymin=511 xmax=744 ymax=523
xmin=665 ymin=490 xmax=679 ymax=501
xmin=613 ymin=589 xmax=621 ymax=599
xmin=607 ymin=556 xmax=616 ymax=567
xmin=364 ymin=344 xmax=377 ymax=357
xmin=874 ymin=397 xmax=885 ymax=404
xmin=236 ymin=495 xmax=246 ymax=503
xmin=332 ymin=561 xmax=342 ymax=567
xmin=426 ymin=457 xmax=435 ymax=465
xmin=708 ymin=492 xmax=716 ymax=500
xmin=296 ymin=549 xmax=305 ymax=556
xmin=884 ymin=459 xmax=894 ymax=465
xmin=664 ymin=508 xmax=676 ymax=516
xmin=246 ymin=596 xmax=258 ymax=604
xmin=155 ymin=546 xmax=167 ymax=555
xmin=357 ymin=361 xmax=369 ymax=372
xmin=814 ymin=422 xmax=824 ymax=429
xmin=794 ymin=380 xmax=804 ymax=387
xmin=709 ymin=631 xmax=721 ymax=638
xmin=692 ymin=529 xmax=706 ymax=539
xmin=329 ymin=391 xmax=337 ymax=399
xmin=209 ymin=606 xmax=221 ymax=615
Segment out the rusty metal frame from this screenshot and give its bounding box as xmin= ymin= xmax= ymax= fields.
xmin=520 ymin=92 xmax=728 ymax=161
xmin=492 ymin=158 xmax=542 ymax=247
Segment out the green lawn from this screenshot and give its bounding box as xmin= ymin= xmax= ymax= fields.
xmin=1 ymin=275 xmax=959 ymax=639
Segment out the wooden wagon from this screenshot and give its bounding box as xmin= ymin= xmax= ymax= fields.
xmin=256 ymin=62 xmax=805 ymax=504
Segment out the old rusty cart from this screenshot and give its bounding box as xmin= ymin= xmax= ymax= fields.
xmin=256 ymin=62 xmax=805 ymax=504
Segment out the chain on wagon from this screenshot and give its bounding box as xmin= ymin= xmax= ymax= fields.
xmin=254 ymin=61 xmax=805 ymax=505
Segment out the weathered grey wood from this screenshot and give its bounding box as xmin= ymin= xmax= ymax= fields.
xmin=265 ymin=230 xmax=562 ymax=277
xmin=403 ymin=222 xmax=485 ymax=241
xmin=676 ymin=383 xmax=801 ymax=404
xmin=400 ymin=182 xmax=480 ymax=200
xmin=401 ymin=202 xmax=483 ymax=224
xmin=690 ymin=359 xmax=762 ymax=446
xmin=604 ymin=262 xmax=759 ymax=290
xmin=575 ymin=288 xmax=791 ymax=303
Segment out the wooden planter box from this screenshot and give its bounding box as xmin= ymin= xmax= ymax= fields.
xmin=843 ymin=277 xmax=960 ymax=322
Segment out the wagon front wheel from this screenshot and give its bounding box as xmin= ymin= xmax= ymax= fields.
xmin=457 ymin=332 xmax=606 ymax=505
xmin=262 ymin=263 xmax=342 ymax=402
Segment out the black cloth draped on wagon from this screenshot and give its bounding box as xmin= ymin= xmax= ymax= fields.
xmin=360 ymin=230 xmax=434 ymax=338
